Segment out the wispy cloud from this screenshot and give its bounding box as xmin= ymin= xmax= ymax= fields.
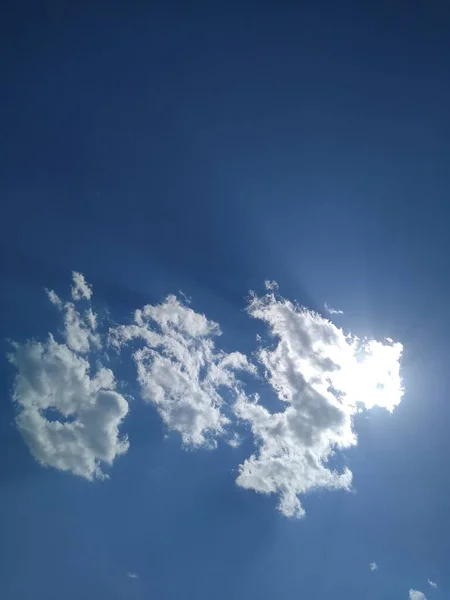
xmin=178 ymin=290 xmax=192 ymax=304
xmin=127 ymin=572 xmax=139 ymax=579
xmin=428 ymin=580 xmax=438 ymax=589
xmin=369 ymin=562 xmax=378 ymax=571
xmin=324 ymin=302 xmax=344 ymax=315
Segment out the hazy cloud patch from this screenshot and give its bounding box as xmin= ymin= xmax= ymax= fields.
xmin=410 ymin=590 xmax=427 ymax=600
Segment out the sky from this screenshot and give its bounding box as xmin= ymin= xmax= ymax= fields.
xmin=1 ymin=2 xmax=450 ymax=599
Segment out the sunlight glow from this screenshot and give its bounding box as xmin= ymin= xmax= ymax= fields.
xmin=327 ymin=333 xmax=404 ymax=413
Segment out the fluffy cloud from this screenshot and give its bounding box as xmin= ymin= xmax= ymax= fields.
xmin=369 ymin=562 xmax=378 ymax=571
xmin=71 ymin=271 xmax=93 ymax=301
xmin=428 ymin=580 xmax=438 ymax=589
xmin=234 ymin=284 xmax=403 ymax=517
xmin=111 ymin=295 xmax=255 ymax=447
xmin=410 ymin=591 xmax=427 ymax=600
xmin=48 ymin=293 xmax=100 ymax=354
xmin=8 ymin=274 xmax=404 ymax=518
xmin=9 ymin=274 xmax=129 ymax=479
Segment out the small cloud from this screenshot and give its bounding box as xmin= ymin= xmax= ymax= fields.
xmin=324 ymin=302 xmax=344 ymax=315
xmin=227 ymin=433 xmax=242 ymax=448
xmin=127 ymin=572 xmax=139 ymax=579
xmin=71 ymin=271 xmax=93 ymax=301
xmin=84 ymin=308 xmax=97 ymax=330
xmin=47 ymin=282 xmax=100 ymax=354
xmin=428 ymin=580 xmax=438 ymax=589
xmin=369 ymin=562 xmax=378 ymax=571
xmin=46 ymin=289 xmax=63 ymax=309
xmin=178 ymin=290 xmax=192 ymax=304
xmin=264 ymin=280 xmax=279 ymax=291
xmin=410 ymin=590 xmax=427 ymax=600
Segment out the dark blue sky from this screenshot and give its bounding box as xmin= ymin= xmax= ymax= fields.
xmin=1 ymin=2 xmax=450 ymax=599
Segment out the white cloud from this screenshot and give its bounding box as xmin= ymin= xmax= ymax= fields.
xmin=264 ymin=280 xmax=279 ymax=291
xmin=71 ymin=271 xmax=93 ymax=301
xmin=227 ymin=432 xmax=242 ymax=448
xmin=46 ymin=289 xmax=63 ymax=309
xmin=111 ymin=294 xmax=255 ymax=448
xmin=369 ymin=562 xmax=378 ymax=571
xmin=46 ymin=287 xmax=100 ymax=354
xmin=428 ymin=580 xmax=438 ymax=589
xmin=9 ymin=275 xmax=129 ymax=479
xmin=234 ymin=284 xmax=403 ymax=517
xmin=85 ymin=308 xmax=97 ymax=330
xmin=324 ymin=302 xmax=344 ymax=315
xmin=410 ymin=591 xmax=427 ymax=600
xmin=178 ymin=290 xmax=192 ymax=304
xmin=10 ymin=274 xmax=405 ymax=517
xmin=63 ymin=301 xmax=100 ymax=353
xmin=127 ymin=572 xmax=139 ymax=579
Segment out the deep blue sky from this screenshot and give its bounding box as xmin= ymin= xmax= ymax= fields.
xmin=1 ymin=2 xmax=450 ymax=599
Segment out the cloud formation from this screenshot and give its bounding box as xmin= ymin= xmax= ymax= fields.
xmin=234 ymin=284 xmax=403 ymax=517
xmin=111 ymin=295 xmax=255 ymax=447
xmin=369 ymin=562 xmax=378 ymax=571
xmin=9 ymin=273 xmax=129 ymax=479
xmin=8 ymin=275 xmax=404 ymax=518
xmin=428 ymin=580 xmax=438 ymax=589
xmin=410 ymin=591 xmax=427 ymax=600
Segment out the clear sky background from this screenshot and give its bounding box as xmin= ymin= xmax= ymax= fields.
xmin=1 ymin=2 xmax=450 ymax=600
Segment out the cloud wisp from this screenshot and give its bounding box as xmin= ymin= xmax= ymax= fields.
xmin=369 ymin=562 xmax=378 ymax=571
xmin=324 ymin=302 xmax=344 ymax=315
xmin=428 ymin=580 xmax=438 ymax=589
xmin=8 ymin=273 xmax=129 ymax=480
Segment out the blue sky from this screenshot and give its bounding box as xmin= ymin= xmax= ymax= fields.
xmin=1 ymin=2 xmax=450 ymax=599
